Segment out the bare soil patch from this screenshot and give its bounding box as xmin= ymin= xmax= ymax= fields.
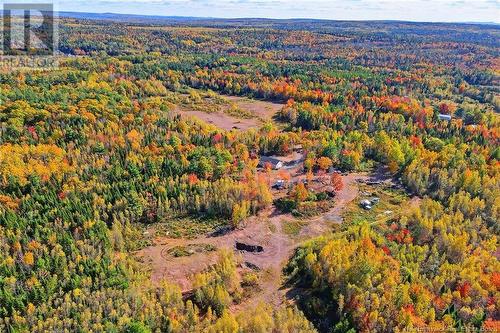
xmin=136 ymin=173 xmax=368 ymax=301
xmin=225 ymin=96 xmax=283 ymax=121
xmin=173 ymin=96 xmax=283 ymax=131
xmin=136 ymin=166 xmax=421 ymax=312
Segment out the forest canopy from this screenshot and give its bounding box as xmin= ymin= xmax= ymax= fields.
xmin=0 ymin=16 xmax=498 ymax=333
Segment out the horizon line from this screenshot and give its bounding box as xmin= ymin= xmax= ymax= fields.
xmin=5 ymin=9 xmax=497 ymax=26
xmin=58 ymin=10 xmax=500 ymax=25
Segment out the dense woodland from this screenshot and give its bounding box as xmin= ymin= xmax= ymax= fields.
xmin=0 ymin=16 xmax=499 ymax=332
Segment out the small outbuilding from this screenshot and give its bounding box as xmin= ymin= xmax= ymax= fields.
xmin=258 ymin=156 xmax=284 ymax=170
xmin=272 ymin=179 xmax=286 ymax=190
xmin=360 ymin=199 xmax=372 ymax=210
xmin=438 ymin=114 xmax=452 ymax=121
xmin=360 ymin=197 xmax=380 ymax=210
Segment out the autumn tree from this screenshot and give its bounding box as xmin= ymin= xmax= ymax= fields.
xmin=317 ymin=156 xmax=333 ymax=172
xmin=331 ymin=173 xmax=344 ymax=193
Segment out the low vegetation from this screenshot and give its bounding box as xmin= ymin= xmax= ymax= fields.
xmin=167 ymin=243 xmax=217 ymax=257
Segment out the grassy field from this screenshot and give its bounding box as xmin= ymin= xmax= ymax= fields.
xmin=342 ymin=182 xmax=409 ymax=228
xmin=282 ymin=219 xmax=309 ymax=237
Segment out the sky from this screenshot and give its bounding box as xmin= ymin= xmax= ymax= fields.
xmin=8 ymin=0 xmax=500 ymax=23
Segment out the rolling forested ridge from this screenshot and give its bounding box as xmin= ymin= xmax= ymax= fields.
xmin=0 ymin=15 xmax=499 ymax=333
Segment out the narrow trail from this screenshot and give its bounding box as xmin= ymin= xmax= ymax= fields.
xmin=137 ymin=172 xmax=369 ymax=307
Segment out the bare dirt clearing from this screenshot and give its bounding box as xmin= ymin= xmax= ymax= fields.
xmin=173 ymin=96 xmax=283 ymax=131
xmin=174 ymin=107 xmax=258 ymax=131
xmin=137 ymin=172 xmax=369 ymax=305
xmin=225 ymin=96 xmax=284 ymax=121
xmin=137 ymin=169 xmax=422 ymax=311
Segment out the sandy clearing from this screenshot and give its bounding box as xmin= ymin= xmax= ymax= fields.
xmin=173 ymin=106 xmax=260 ymax=131
xmin=136 ymin=167 xmax=425 ymax=313
xmin=173 ymin=96 xmax=284 ymax=131
xmin=136 ymin=172 xmax=369 ymax=300
xmin=225 ymin=96 xmax=284 ymax=121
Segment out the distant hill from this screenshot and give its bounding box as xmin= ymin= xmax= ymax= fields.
xmin=57 ymin=11 xmax=500 ymax=26
xmin=58 ymin=11 xmax=209 ymax=22
xmin=0 ymin=10 xmax=498 ymax=27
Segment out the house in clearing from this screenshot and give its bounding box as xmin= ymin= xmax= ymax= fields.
xmin=258 ymin=156 xmax=284 ymax=170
